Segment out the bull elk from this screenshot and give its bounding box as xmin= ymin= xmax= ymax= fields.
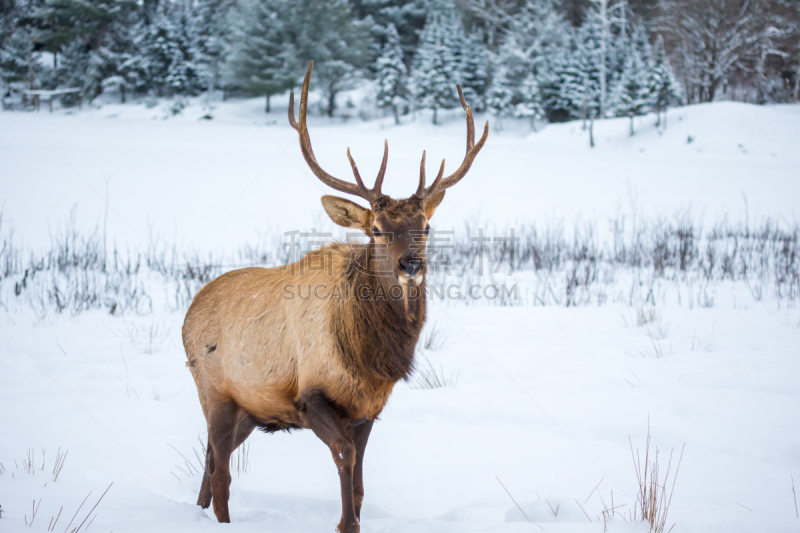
xmin=182 ymin=61 xmax=488 ymax=532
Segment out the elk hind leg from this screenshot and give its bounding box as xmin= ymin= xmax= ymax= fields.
xmin=198 ymin=413 xmax=254 ymax=510
xmin=207 ymin=399 xmax=238 ymax=523
xmin=197 ymin=437 xmax=214 ymax=508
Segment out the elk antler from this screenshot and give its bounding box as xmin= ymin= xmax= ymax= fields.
xmin=416 ymin=85 xmax=489 ymax=199
xmin=289 ymin=61 xmax=387 ymax=202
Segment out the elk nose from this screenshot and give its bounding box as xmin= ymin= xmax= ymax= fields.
xmin=398 ymin=254 xmax=422 ymax=276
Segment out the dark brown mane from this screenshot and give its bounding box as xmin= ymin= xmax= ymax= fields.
xmin=329 ymin=242 xmax=424 ymax=383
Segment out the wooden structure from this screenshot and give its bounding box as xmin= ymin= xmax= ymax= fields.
xmin=23 ymin=88 xmax=82 ymax=112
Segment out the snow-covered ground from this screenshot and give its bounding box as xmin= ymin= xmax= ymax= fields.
xmin=1 ymin=99 xmax=800 ymax=532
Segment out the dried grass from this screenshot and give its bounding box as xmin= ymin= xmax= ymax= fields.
xmin=629 ymin=424 xmax=685 ymax=533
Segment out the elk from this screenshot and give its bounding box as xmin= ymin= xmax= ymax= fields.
xmin=182 ymin=61 xmax=488 ymax=532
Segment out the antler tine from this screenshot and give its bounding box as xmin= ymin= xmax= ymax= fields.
xmin=416 ymin=150 xmax=426 ymax=196
xmin=346 ymin=148 xmax=368 ymax=191
xmin=428 ymin=159 xmax=446 ymax=194
xmin=372 ymin=140 xmax=388 ymax=196
xmin=288 ymin=61 xmax=379 ymax=200
xmin=423 ymin=86 xmax=489 ymax=198
xmin=457 ymin=85 xmax=475 ymax=151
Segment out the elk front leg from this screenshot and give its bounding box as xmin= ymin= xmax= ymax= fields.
xmin=301 ymin=391 xmax=360 ymax=533
xmin=350 ymin=419 xmax=373 ymax=521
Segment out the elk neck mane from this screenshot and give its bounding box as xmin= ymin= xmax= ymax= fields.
xmin=303 ymin=241 xmax=425 ymax=384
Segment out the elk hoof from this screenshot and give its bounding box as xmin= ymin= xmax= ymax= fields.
xmin=336 ymin=518 xmax=360 ymax=533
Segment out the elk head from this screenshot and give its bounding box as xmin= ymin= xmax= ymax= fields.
xmin=289 ymin=61 xmax=489 ymax=284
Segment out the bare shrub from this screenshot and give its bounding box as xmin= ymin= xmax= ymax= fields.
xmin=2 ymin=206 xmax=800 ymax=317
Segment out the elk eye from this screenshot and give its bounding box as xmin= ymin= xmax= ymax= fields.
xmin=372 ymin=226 xmax=381 ymax=237
xmin=424 ymin=224 xmax=431 ymax=235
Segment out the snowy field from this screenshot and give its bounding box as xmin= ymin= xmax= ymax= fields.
xmin=1 ymin=99 xmax=800 ymax=533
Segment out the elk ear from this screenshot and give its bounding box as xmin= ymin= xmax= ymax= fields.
xmin=425 ymin=191 xmax=446 ymax=219
xmin=321 ymin=195 xmax=372 ymax=229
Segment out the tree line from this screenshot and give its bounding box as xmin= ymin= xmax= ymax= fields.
xmin=1 ymin=0 xmax=798 ymax=123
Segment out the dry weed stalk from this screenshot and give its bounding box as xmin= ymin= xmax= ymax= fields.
xmin=52 ymin=448 xmax=68 ymax=481
xmin=494 ymin=476 xmax=543 ymax=530
xmin=48 ymin=506 xmax=63 ymax=531
xmin=629 ymin=424 xmax=684 ymax=533
xmin=24 ymin=498 xmax=41 ymax=526
xmin=411 ymin=354 xmax=458 ymax=389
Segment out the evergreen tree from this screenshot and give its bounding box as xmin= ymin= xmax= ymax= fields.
xmin=137 ymin=6 xmax=180 ymax=96
xmin=610 ymin=50 xmax=650 ymax=135
xmin=131 ymin=0 xmax=204 ymax=97
xmin=515 ymin=72 xmax=543 ymax=130
xmin=541 ymin=23 xmax=601 ymax=123
xmin=291 ymin=0 xmax=371 ymax=117
xmin=193 ymin=0 xmax=236 ymax=92
xmin=28 ymin=0 xmax=137 ymax=68
xmin=648 ymin=34 xmax=682 ymax=128
xmin=486 ymin=64 xmax=513 ymax=129
xmin=0 ymin=25 xmax=40 ymax=89
xmin=357 ymin=0 xmax=428 ymax=62
xmin=375 ymin=23 xmax=407 ymax=124
xmin=226 ymin=0 xmax=296 ymax=112
xmin=410 ymin=0 xmax=462 ymax=124
xmin=458 ymin=31 xmax=489 ymax=111
xmin=164 ymin=0 xmax=203 ymax=95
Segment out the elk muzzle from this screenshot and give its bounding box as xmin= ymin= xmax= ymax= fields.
xmin=398 ymin=253 xmax=422 ymax=277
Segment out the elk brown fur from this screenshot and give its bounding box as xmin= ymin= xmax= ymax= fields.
xmin=182 ymin=61 xmax=488 ymax=532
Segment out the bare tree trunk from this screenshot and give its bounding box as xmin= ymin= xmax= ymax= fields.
xmin=393 ymin=105 xmax=399 ymax=125
xmin=794 ymin=67 xmax=800 ymax=102
xmin=708 ymin=78 xmax=720 ymax=102
xmin=265 ymin=94 xmax=270 ymax=113
xmin=589 ymin=112 xmax=595 ymax=147
xmin=432 ymin=106 xmax=438 ymax=125
xmin=121 ymin=84 xmax=126 ymax=104
xmin=581 ymin=94 xmax=588 ymax=131
xmin=327 ymin=92 xmax=336 ymax=118
xmin=629 ymin=114 xmax=634 ymax=136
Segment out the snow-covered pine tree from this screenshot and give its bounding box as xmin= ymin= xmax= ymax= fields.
xmin=131 ymin=0 xmax=204 ymax=97
xmin=547 ymin=21 xmax=602 ymax=124
xmin=486 ymin=63 xmax=513 ymax=129
xmin=0 ymin=25 xmax=40 ymax=90
xmin=138 ymin=5 xmax=181 ymax=96
xmin=226 ymin=0 xmax=296 ymax=112
xmin=538 ymin=44 xmax=574 ymax=122
xmin=648 ymin=35 xmax=682 ymax=128
xmin=610 ymin=50 xmax=650 ymax=135
xmin=410 ymin=0 xmax=461 ymax=124
xmin=164 ymin=0 xmax=203 ymax=96
xmin=290 ymin=0 xmax=371 ymax=117
xmin=630 ymin=22 xmax=652 ymax=67
xmin=193 ymin=0 xmax=236 ymax=93
xmin=515 ymin=72 xmax=543 ymax=131
xmin=458 ymin=31 xmax=489 ymax=112
xmin=375 ymin=23 xmax=408 ymax=124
